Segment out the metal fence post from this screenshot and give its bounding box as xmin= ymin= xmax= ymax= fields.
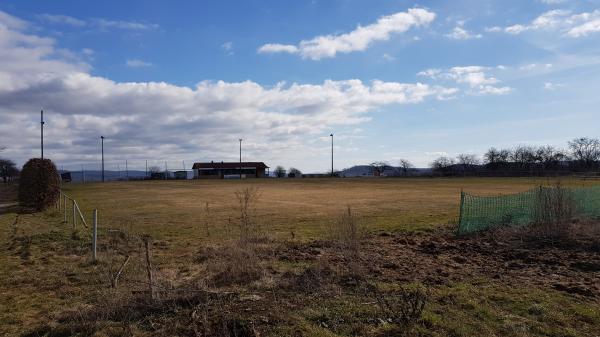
xmin=92 ymin=209 xmax=97 ymax=261
xmin=72 ymin=199 xmax=76 ymax=228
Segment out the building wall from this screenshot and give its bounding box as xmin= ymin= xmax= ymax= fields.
xmin=195 ymin=167 xmax=267 ymax=179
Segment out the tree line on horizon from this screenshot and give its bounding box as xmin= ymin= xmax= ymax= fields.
xmin=429 ymin=136 xmax=600 ymax=176
xmin=364 ymin=137 xmax=600 ymax=178
xmin=2 ymin=137 xmax=599 ymax=183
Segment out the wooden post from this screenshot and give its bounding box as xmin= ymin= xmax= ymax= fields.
xmin=74 ymin=201 xmax=88 ymax=228
xmin=63 ymin=195 xmax=67 ymax=223
xmin=92 ymin=209 xmax=97 ymax=261
xmin=144 ymin=237 xmax=155 ymax=300
xmin=72 ymin=199 xmax=76 ymax=228
xmin=111 ymin=255 xmax=130 ymax=288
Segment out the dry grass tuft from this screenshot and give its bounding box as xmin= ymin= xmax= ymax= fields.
xmin=374 ymin=286 xmax=427 ymax=335
xmin=199 ymin=188 xmax=269 ymax=287
xmin=206 ymin=244 xmax=264 ymax=287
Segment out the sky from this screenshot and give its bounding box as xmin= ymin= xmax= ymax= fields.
xmin=1 ymin=0 xmax=600 ymax=173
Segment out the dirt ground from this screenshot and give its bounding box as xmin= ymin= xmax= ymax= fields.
xmin=16 ymin=223 xmax=600 ymax=337
xmin=0 ymin=184 xmax=18 ymax=214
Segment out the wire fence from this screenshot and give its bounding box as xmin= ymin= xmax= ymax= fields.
xmin=56 ymin=190 xmax=98 ymax=260
xmin=55 ymin=160 xmax=195 ymax=183
xmin=458 ymin=184 xmax=600 ymax=235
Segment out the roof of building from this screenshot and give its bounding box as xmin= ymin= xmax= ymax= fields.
xmin=192 ymin=162 xmax=269 ymax=169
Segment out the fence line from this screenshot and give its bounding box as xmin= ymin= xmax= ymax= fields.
xmin=457 ymin=184 xmax=600 ymax=235
xmin=56 ymin=190 xmax=97 ymax=261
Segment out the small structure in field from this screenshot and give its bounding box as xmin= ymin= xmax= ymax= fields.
xmin=192 ymin=161 xmax=269 ymax=179
xmin=60 ymin=172 xmax=72 ymax=182
xmin=174 ymin=170 xmax=194 ymax=180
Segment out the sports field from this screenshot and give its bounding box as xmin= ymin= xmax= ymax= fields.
xmin=57 ymin=177 xmax=561 ymax=241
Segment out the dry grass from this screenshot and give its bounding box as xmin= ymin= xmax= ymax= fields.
xmin=55 ymin=177 xmax=567 ymax=244
xmin=2 ymin=177 xmax=600 ymax=336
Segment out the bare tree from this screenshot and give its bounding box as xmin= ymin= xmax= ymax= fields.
xmin=430 ymin=156 xmax=455 ymax=174
xmin=274 ymin=165 xmax=286 ymax=178
xmin=457 ymin=154 xmax=479 ymax=166
xmin=148 ymin=166 xmax=161 ymax=174
xmin=484 ymin=147 xmax=511 ymax=169
xmin=536 ymin=145 xmax=567 ymax=171
xmin=398 ymin=159 xmax=414 ymax=176
xmin=370 ymin=161 xmax=390 ymax=176
xmin=455 ymin=154 xmax=479 ymax=175
xmin=288 ymin=167 xmax=302 ymax=178
xmin=0 ymin=158 xmax=18 ymax=183
xmin=511 ymin=145 xmax=537 ymax=168
xmin=569 ymin=137 xmax=600 ymax=169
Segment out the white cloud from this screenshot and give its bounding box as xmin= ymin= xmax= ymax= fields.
xmin=519 ymin=63 xmax=553 ymax=71
xmin=0 ymin=10 xmax=454 ymax=169
xmin=418 ymin=66 xmax=512 ymax=95
xmin=445 ymin=26 xmax=482 ymax=40
xmin=91 ymin=18 xmax=159 ymax=31
xmin=539 ymin=0 xmax=567 ymax=4
xmin=568 ymin=12 xmax=600 ymax=37
xmin=257 ymin=8 xmax=435 ymax=60
xmin=37 ymin=13 xmax=159 ymax=31
xmin=38 ymin=14 xmax=86 ymax=26
xmin=257 ymin=43 xmax=299 ymax=54
xmin=221 ymin=41 xmax=233 ymax=51
xmin=221 ymin=41 xmax=234 ymax=55
xmin=382 ymin=53 xmax=396 ymax=61
xmin=125 ymin=59 xmax=152 ymax=68
xmin=493 ymin=9 xmax=600 ymax=38
xmin=543 ymin=82 xmax=563 ymax=90
xmin=0 ymin=10 xmax=27 ymax=30
xmin=82 ymin=48 xmax=94 ymax=56
xmin=485 ymin=26 xmax=502 ymax=33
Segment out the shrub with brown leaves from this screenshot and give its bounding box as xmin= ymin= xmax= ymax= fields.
xmin=18 ymin=158 xmax=60 ymax=211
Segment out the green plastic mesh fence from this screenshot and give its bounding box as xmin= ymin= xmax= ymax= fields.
xmin=458 ymin=184 xmax=600 ymax=235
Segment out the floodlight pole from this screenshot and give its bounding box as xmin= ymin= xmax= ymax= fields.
xmin=40 ymin=110 xmax=44 ymax=159
xmin=101 ymin=136 xmax=105 ymax=182
xmin=330 ymin=133 xmax=334 ymax=177
xmin=239 ymin=138 xmax=242 ymax=180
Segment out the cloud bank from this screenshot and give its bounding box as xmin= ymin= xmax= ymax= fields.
xmin=0 ymin=10 xmax=453 ymax=170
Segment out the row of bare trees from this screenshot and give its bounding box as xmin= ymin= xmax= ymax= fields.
xmin=431 ymin=137 xmax=600 ymax=176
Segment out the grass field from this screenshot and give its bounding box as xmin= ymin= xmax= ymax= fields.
xmin=58 ymin=177 xmax=571 ymax=240
xmin=1 ymin=177 xmax=599 ymax=336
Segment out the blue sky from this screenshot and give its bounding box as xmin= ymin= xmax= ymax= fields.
xmin=1 ymin=0 xmax=599 ymax=172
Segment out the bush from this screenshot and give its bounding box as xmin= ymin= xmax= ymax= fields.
xmin=18 ymin=158 xmax=60 ymax=211
xmin=531 ymin=182 xmax=575 ymax=243
xmin=329 ymin=206 xmax=363 ymax=258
